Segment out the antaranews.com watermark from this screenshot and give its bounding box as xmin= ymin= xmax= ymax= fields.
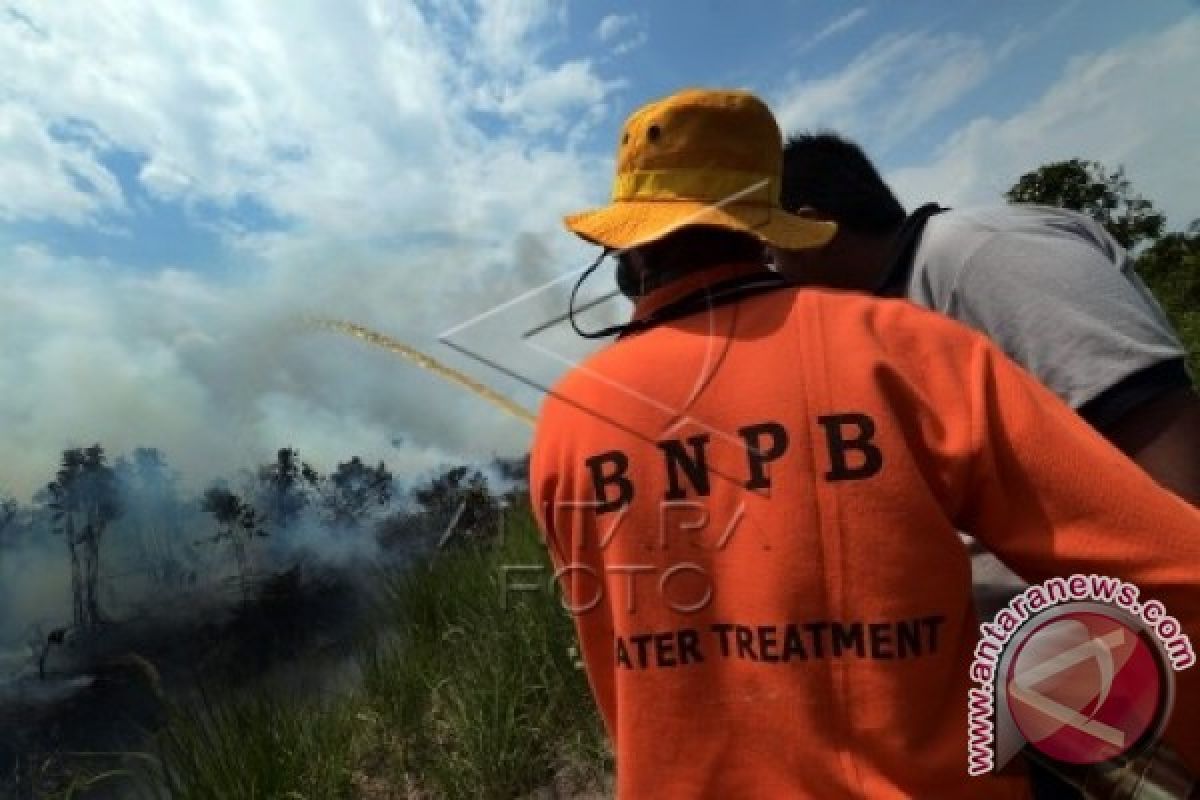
xmin=967 ymin=574 xmax=1195 ymax=776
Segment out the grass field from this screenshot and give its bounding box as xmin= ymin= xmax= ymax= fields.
xmin=128 ymin=505 xmax=610 ymax=799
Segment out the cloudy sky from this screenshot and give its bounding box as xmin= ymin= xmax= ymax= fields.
xmin=1 ymin=0 xmax=1197 ymax=500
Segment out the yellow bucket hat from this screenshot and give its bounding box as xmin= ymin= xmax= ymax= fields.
xmin=564 ymin=88 xmax=836 ymax=251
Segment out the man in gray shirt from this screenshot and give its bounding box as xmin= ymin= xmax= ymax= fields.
xmin=772 ymin=134 xmax=1200 ymax=797
xmin=772 ymin=132 xmax=1200 ymax=511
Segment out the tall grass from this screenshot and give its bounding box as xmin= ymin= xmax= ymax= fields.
xmin=362 ymin=507 xmax=610 ymax=798
xmin=134 ymin=505 xmax=609 ymax=799
xmin=136 ymin=690 xmax=363 ymax=799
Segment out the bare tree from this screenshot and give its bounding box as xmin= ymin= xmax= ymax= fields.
xmin=201 ymin=486 xmax=267 ymax=605
xmin=256 ymin=448 xmax=314 ymax=532
xmin=42 ymin=445 xmax=121 ymax=628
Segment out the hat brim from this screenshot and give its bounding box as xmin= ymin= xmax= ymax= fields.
xmin=564 ymin=200 xmax=836 ymax=252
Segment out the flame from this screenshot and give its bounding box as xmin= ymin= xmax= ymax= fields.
xmin=305 ymin=318 xmax=536 ymax=427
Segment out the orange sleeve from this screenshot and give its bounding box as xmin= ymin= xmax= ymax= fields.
xmin=959 ymin=336 xmax=1200 ymax=768
xmin=529 ymin=411 xmax=569 ymax=573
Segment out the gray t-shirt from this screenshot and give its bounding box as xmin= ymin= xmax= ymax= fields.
xmin=901 ymin=205 xmax=1187 ymax=419
xmin=897 ymin=205 xmax=1191 ymax=620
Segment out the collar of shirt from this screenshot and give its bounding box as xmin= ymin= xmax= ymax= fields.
xmin=630 ymin=262 xmax=771 ymax=325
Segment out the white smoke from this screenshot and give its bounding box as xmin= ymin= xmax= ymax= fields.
xmin=0 ymin=2 xmax=624 ymax=502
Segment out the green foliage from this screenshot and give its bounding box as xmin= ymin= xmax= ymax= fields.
xmin=129 ymin=506 xmax=608 ymax=798
xmin=362 ymin=507 xmax=609 ymax=798
xmin=136 ymin=691 xmax=362 ymax=800
xmin=320 ymin=456 xmax=393 ymax=529
xmin=1006 ymin=159 xmax=1165 ymax=250
xmin=411 ymin=465 xmax=502 ymax=545
xmin=1136 ymin=221 xmax=1200 ymax=376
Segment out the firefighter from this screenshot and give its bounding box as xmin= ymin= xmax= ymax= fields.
xmin=530 ymin=87 xmax=1200 ymax=798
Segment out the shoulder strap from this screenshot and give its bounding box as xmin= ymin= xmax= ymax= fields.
xmin=874 ymin=203 xmax=949 ymax=297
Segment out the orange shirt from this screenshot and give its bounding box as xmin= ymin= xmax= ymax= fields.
xmin=530 ymin=263 xmax=1200 ymax=799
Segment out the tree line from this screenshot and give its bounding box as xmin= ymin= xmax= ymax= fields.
xmin=0 ymin=445 xmax=524 ymax=633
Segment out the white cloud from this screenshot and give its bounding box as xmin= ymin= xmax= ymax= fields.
xmin=473 ymin=0 xmax=564 ymax=71
xmin=138 ymin=154 xmax=194 ymax=199
xmin=773 ymin=5 xmax=1087 ymax=155
xmin=792 ymin=7 xmax=868 ymax=54
xmin=476 ymin=59 xmax=625 ymax=134
xmin=992 ymin=0 xmax=1082 ymax=63
xmin=0 ymin=0 xmax=622 ymax=500
xmin=594 ymin=12 xmax=646 ymax=56
xmin=774 ymin=31 xmax=991 ymax=149
xmin=0 ymin=1 xmax=615 ymax=236
xmin=0 ymin=105 xmax=126 ymax=223
xmin=887 ymin=17 xmax=1200 ymax=229
xmin=612 ymin=30 xmax=648 ymax=57
xmin=595 ymin=13 xmax=636 ymax=42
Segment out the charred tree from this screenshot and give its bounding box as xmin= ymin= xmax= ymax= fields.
xmin=201 ymin=486 xmax=268 ymax=607
xmin=42 ymin=446 xmax=121 ymax=629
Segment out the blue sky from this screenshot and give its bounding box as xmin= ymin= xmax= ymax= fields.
xmin=3 ymin=1 xmax=1197 ymax=274
xmin=0 ymin=1 xmax=1197 ymax=497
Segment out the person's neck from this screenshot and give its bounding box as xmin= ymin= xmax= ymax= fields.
xmin=858 ymin=235 xmax=895 ymax=287
xmin=639 ymin=260 xmax=765 ymax=294
xmin=632 ymin=261 xmax=769 ymax=319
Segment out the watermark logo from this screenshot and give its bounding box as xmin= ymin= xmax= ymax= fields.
xmin=967 ymin=575 xmax=1193 ymax=776
xmin=1006 ymin=610 xmax=1163 ymax=764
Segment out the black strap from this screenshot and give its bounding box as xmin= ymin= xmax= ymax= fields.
xmin=568 ymin=248 xmax=616 ymax=339
xmin=568 ymin=247 xmax=792 ymax=340
xmin=874 ymin=203 xmax=949 ymax=297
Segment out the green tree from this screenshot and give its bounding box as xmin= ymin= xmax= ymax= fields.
xmin=1006 ymin=159 xmax=1165 ymax=250
xmin=320 ymin=456 xmax=393 ymax=530
xmin=1135 ymin=221 xmax=1200 ymax=376
xmin=415 ymin=466 xmax=499 ymax=547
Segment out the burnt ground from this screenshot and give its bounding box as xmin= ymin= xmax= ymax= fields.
xmin=0 ymin=560 xmax=370 ymax=798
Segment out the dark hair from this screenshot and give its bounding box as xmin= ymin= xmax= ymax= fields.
xmin=625 ymin=226 xmax=764 ymax=296
xmin=781 ymin=132 xmax=906 ymax=235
